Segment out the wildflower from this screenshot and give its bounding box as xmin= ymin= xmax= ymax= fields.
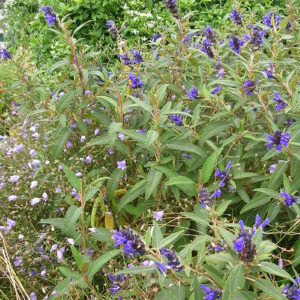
xmin=160 ymin=247 xmax=183 ymax=272
xmin=75 ymin=172 xmax=82 ymax=177
xmin=263 ymin=11 xmax=281 ymax=28
xmin=30 ymin=181 xmax=38 ymax=189
xmin=266 ymin=130 xmax=290 ymax=151
xmin=164 ymin=0 xmax=179 ymax=19
xmin=153 ymin=211 xmax=164 ymax=222
xmin=88 ymin=227 xmax=97 ymax=233
xmin=30 ymin=292 xmax=37 ymax=300
xmin=281 ymin=277 xmax=300 ymax=299
xmin=281 ymin=189 xmax=298 ymax=207
xmin=228 ymin=36 xmax=244 ymax=54
xmin=248 ymin=26 xmax=266 ymax=51
xmin=251 ymin=214 xmax=269 ymax=236
xmin=30 ymin=198 xmax=41 ymax=206
xmin=7 ymin=219 xmax=16 ymax=230
xmin=229 ymin=9 xmax=242 ymax=25
xmin=0 ymin=48 xmax=12 ymax=60
xmin=203 ymin=26 xmax=217 ymax=43
xmin=156 ymin=262 xmax=167 ymax=275
xmin=14 ymin=256 xmax=23 ymax=267
xmin=67 ymin=238 xmax=75 ymax=246
xmin=0 ymin=182 xmax=6 ymax=190
xmin=107 ymin=148 xmax=114 ymax=156
xmin=262 ymin=62 xmax=277 ymax=80
xmin=200 ymin=284 xmax=222 ymax=300
xmin=273 ymin=91 xmax=287 ymax=112
xmin=128 ymin=73 xmax=144 ymax=89
xmin=215 ymin=161 xmax=231 ymax=187
xmin=130 ymin=50 xmax=143 ymax=64
xmin=269 ymin=164 xmax=277 ymax=173
xmin=9 ymin=175 xmax=20 ymax=183
xmin=106 ymin=20 xmax=119 ymax=37
xmin=119 ymin=53 xmax=131 ymax=65
xmin=242 ymin=79 xmax=257 ymax=96
xmin=118 ymin=133 xmax=125 ymax=141
xmin=112 ymin=227 xmax=146 ymax=257
xmin=199 ymin=188 xmax=221 ymax=208
xmin=183 ymin=154 xmax=191 ymax=159
xmin=186 ymin=86 xmax=199 ymax=99
xmin=136 ymin=129 xmax=146 ymax=134
xmin=80 ymin=136 xmax=86 ymax=142
xmin=57 ymin=247 xmax=65 ymax=263
xmin=50 ymin=244 xmax=57 ymax=252
xmin=40 ymin=6 xmax=58 ymax=26
xmin=201 ymin=39 xmax=214 ymax=58
xmin=233 ymin=220 xmax=256 ymax=263
xmin=169 ymin=114 xmax=183 ymax=126
xmin=41 ymin=269 xmax=47 ymax=277
xmin=85 ymin=155 xmax=92 ymax=164
xmin=117 ymin=160 xmax=126 ymax=170
xmin=218 ymin=69 xmax=225 ymax=78
xmin=151 ymin=33 xmax=162 ymax=42
xmin=108 ymin=273 xmax=128 ymax=295
xmin=211 ymin=85 xmax=222 ymax=95
xmin=66 ymin=141 xmax=73 ymax=149
xmin=8 ymin=195 xmax=17 ymax=201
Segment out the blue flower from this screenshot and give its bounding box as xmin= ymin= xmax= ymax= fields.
xmin=156 ymin=262 xmax=167 ymax=275
xmin=211 ymin=85 xmax=222 ymax=95
xmin=119 ymin=53 xmax=131 ymax=65
xmin=0 ymin=48 xmax=12 ymax=60
xmin=266 ymin=130 xmax=290 ymax=151
xmin=203 ymin=25 xmax=217 ymax=43
xmin=272 ymin=91 xmax=287 ymax=112
xmin=130 ymin=50 xmax=143 ymax=64
xmin=169 ymin=114 xmax=183 ymax=126
xmin=160 ymin=247 xmax=183 ymax=272
xmin=108 ymin=273 xmax=128 ymax=295
xmin=248 ymin=26 xmax=266 ymax=51
xmin=251 ymin=214 xmax=269 ymax=236
xmin=164 ymin=0 xmax=179 ymax=18
xmin=186 ymin=86 xmax=199 ymax=99
xmin=215 ymin=161 xmax=231 ymax=187
xmin=280 ymin=189 xmax=298 ymax=207
xmin=151 ymin=33 xmax=162 ymax=42
xmin=242 ymin=79 xmax=257 ymax=96
xmin=263 ymin=11 xmax=281 ymax=28
xmin=128 ymin=73 xmax=144 ymax=89
xmin=199 ymin=188 xmax=221 ymax=208
xmin=201 ymin=39 xmax=214 ymax=58
xmin=281 ymin=277 xmax=300 ymax=299
xmin=112 ymin=227 xmax=146 ymax=257
xmin=106 ymin=20 xmax=118 ymax=36
xmin=40 ymin=6 xmax=58 ymax=26
xmin=228 ymin=36 xmax=244 ymax=54
xmin=200 ymin=284 xmax=222 ymax=300
xmin=229 ymin=9 xmax=243 ymax=25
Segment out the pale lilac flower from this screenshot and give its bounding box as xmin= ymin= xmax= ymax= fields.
xmin=153 ymin=211 xmax=164 ymax=222
xmin=85 ymin=156 xmax=92 ymax=164
xmin=80 ymin=136 xmax=86 ymax=142
xmin=117 ymin=160 xmax=126 ymax=170
xmin=57 ymin=247 xmax=65 ymax=263
xmin=269 ymin=164 xmax=277 ymax=173
xmin=50 ymin=244 xmax=57 ymax=252
xmin=88 ymin=227 xmax=97 ymax=233
xmin=14 ymin=256 xmax=23 ymax=267
xmin=118 ymin=133 xmax=125 ymax=141
xmin=8 ymin=195 xmax=17 ymax=201
xmin=66 ymin=141 xmax=73 ymax=149
xmin=30 ymin=149 xmax=36 ymax=156
xmin=41 ymin=269 xmax=47 ymax=277
xmin=58 ymin=164 xmax=62 ymax=171
xmin=76 ymin=172 xmax=83 ymax=177
xmin=9 ymin=175 xmax=20 ymax=183
xmin=30 ymin=198 xmax=41 ymax=206
xmin=32 ymin=132 xmax=40 ymax=139
xmin=0 ymin=182 xmax=6 ymax=190
xmin=42 ymin=192 xmax=48 ymax=202
xmin=94 ymin=128 xmax=100 ymax=136
xmin=56 ymin=187 xmax=62 ymax=193
xmin=67 ymin=238 xmax=74 ymax=246
xmin=18 ymin=234 xmax=24 ymax=240
xmin=30 ymin=181 xmax=38 ymax=189
xmin=7 ymin=219 xmax=16 ymax=230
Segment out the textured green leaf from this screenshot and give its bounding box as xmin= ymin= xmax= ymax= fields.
xmin=62 ymin=164 xmax=81 ymax=191
xmin=222 ymin=264 xmax=244 ymax=300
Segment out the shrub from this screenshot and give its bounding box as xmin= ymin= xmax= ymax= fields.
xmin=0 ymin=0 xmax=299 ymax=299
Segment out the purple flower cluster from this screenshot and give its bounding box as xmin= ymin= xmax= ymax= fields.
xmin=262 ymin=62 xmax=277 ymax=80
xmin=263 ymin=11 xmax=281 ymax=28
xmin=229 ymin=9 xmax=243 ymax=25
xmin=151 ymin=33 xmax=162 ymax=42
xmin=112 ymin=227 xmax=146 ymax=257
xmin=169 ymin=114 xmax=183 ymax=126
xmin=201 ymin=39 xmax=214 ymax=58
xmin=186 ymin=86 xmax=199 ymax=99
xmin=215 ymin=161 xmax=231 ymax=187
xmin=108 ymin=273 xmax=128 ymax=295
xmin=248 ymin=26 xmax=266 ymax=51
xmin=0 ymin=48 xmax=12 ymax=60
xmin=128 ymin=73 xmax=144 ymax=89
xmin=211 ymin=85 xmax=222 ymax=95
xmin=164 ymin=0 xmax=179 ymax=19
xmin=160 ymin=247 xmax=183 ymax=272
xmin=266 ymin=130 xmax=290 ymax=151
xmin=281 ymin=277 xmax=300 ymax=299
xmin=200 ymin=284 xmax=222 ymax=300
xmin=273 ymin=91 xmax=287 ymax=112
xmin=199 ymin=188 xmax=221 ymax=208
xmin=40 ymin=6 xmax=58 ymax=26
xmin=281 ymin=189 xmax=298 ymax=207
xmin=242 ymin=79 xmax=257 ymax=96
xmin=119 ymin=50 xmax=143 ymax=66
xmin=106 ymin=20 xmax=119 ymax=37
xmin=228 ymin=36 xmax=244 ymax=54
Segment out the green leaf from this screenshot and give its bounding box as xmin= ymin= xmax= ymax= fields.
xmin=181 ymin=212 xmax=210 ymax=227
xmin=106 ymin=168 xmax=124 ymax=202
xmin=260 ymin=262 xmax=294 ymax=281
xmin=253 ymin=188 xmax=281 ymax=199
xmin=216 ymin=200 xmax=232 ymax=216
xmin=240 ymin=196 xmax=270 ymax=214
xmin=90 ymin=227 xmax=112 ymax=243
xmin=71 ymin=246 xmax=83 ymax=270
xmin=202 ymin=148 xmax=222 ymax=183
xmin=39 ymin=218 xmax=64 ymax=229
xmin=116 ymin=266 xmax=156 ymax=275
xmin=52 ymin=127 xmax=70 ymax=159
xmin=165 ymin=176 xmax=197 ymax=196
xmin=165 ymin=140 xmax=205 ymax=157
xmin=145 ymin=130 xmax=159 ymax=147
xmin=118 ymin=180 xmax=147 ymax=210
xmin=199 ymin=121 xmax=231 ymax=146
xmin=145 ymin=168 xmax=163 ymax=200
xmin=222 ymin=264 xmax=244 ymax=300
xmin=94 ymin=108 xmax=111 ymax=126
xmin=252 ymin=277 xmax=285 ymax=300
xmin=61 ymin=164 xmax=81 ymax=191
xmin=159 ymin=230 xmax=185 ymax=248
xmin=48 ymin=59 xmax=69 ymax=73
xmin=87 ymin=249 xmax=121 ymax=278
xmin=152 ymin=222 xmax=163 ymax=248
